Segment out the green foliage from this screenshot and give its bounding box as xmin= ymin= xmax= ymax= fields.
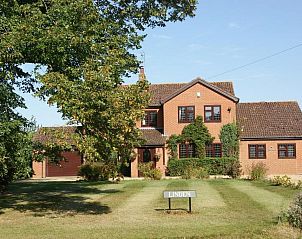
xmin=181 ymin=116 xmax=214 ymax=158
xmin=32 ymin=127 xmax=75 ymax=163
xmin=219 ymin=123 xmax=239 ymax=158
xmin=181 ymin=163 xmax=209 ymax=179
xmin=167 ymin=116 xmax=214 ymax=159
xmin=225 ymin=158 xmax=242 ymax=179
xmin=138 ymin=162 xmax=162 ymax=180
xmin=167 ymin=157 xmax=240 ymax=178
xmin=0 ymin=0 xmax=197 ymax=166
xmin=166 ymin=134 xmax=182 ymax=160
xmin=269 ymin=175 xmax=302 ymax=189
xmin=281 ymin=192 xmax=302 ymax=230
xmin=249 ymin=162 xmax=268 ymax=181
xmin=0 ymin=83 xmax=34 ymax=192
xmin=78 ymin=162 xmax=117 ymax=181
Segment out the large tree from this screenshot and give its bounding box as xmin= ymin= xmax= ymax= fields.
xmin=0 ymin=82 xmax=33 ymax=191
xmin=0 ymin=0 xmax=197 ymax=164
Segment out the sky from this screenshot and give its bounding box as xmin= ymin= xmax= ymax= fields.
xmin=18 ymin=0 xmax=302 ymax=126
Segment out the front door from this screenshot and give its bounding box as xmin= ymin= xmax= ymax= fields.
xmin=143 ymin=148 xmax=152 ymax=162
xmin=138 ymin=148 xmax=156 ymax=177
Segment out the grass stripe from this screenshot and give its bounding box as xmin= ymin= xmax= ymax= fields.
xmin=112 ymin=180 xmax=170 ymax=219
xmin=228 ymin=180 xmax=288 ymax=214
xmin=190 ymin=180 xmax=226 ymax=208
xmin=209 ymin=180 xmax=273 ymax=224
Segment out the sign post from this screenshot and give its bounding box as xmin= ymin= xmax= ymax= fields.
xmin=163 ymin=190 xmax=197 ymax=213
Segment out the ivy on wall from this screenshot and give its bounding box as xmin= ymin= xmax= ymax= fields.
xmin=219 ymin=123 xmax=239 ymax=158
xmin=167 ymin=116 xmax=214 ymax=159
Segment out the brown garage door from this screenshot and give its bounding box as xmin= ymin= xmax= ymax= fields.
xmin=47 ymin=151 xmax=82 ymax=177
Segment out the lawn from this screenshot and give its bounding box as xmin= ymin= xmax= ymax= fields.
xmin=0 ymin=179 xmax=301 ymax=239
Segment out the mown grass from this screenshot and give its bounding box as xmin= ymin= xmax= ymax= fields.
xmin=0 ymin=179 xmax=301 ymax=239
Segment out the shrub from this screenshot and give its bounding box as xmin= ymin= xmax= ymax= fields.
xmin=167 ymin=157 xmax=239 ymax=178
xmin=270 ymin=175 xmax=293 ymax=187
xmin=78 ymin=162 xmax=116 ymax=181
xmin=196 ymin=167 xmax=209 ymax=179
xmin=181 ymin=164 xmax=207 ymax=179
xmin=138 ymin=162 xmax=162 ymax=180
xmin=224 ymin=159 xmax=241 ymax=179
xmin=282 ymin=192 xmax=302 ymax=229
xmin=269 ymin=175 xmax=302 ymax=189
xmin=296 ymin=180 xmax=302 ymax=189
xmin=249 ymin=162 xmax=267 ymax=180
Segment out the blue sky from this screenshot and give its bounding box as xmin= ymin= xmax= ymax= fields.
xmin=19 ymin=0 xmax=302 ymax=126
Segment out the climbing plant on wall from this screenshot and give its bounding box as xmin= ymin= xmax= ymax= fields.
xmin=219 ymin=123 xmax=240 ymax=158
xmin=167 ymin=116 xmax=214 ymax=159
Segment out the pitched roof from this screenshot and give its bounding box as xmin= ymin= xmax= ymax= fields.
xmin=149 ymin=78 xmax=238 ymax=106
xmin=33 ymin=126 xmax=78 ymax=145
xmin=237 ymin=101 xmax=302 ymax=139
xmin=140 ymin=129 xmax=166 ymax=146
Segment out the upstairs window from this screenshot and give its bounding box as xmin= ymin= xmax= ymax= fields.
xmin=179 ymin=143 xmax=196 ymax=158
xmin=278 ymin=144 xmax=296 ymax=159
xmin=206 ymin=143 xmax=222 ymax=157
xmin=142 ymin=111 xmax=157 ymax=127
xmin=204 ymin=105 xmax=221 ymax=122
xmin=178 ymin=106 xmax=195 ymax=123
xmin=249 ymin=144 xmax=266 ymax=159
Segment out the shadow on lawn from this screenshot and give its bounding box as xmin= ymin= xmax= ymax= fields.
xmin=0 ymin=181 xmax=119 ymax=217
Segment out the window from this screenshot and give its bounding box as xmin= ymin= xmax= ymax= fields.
xmin=278 ymin=144 xmax=296 ymax=159
xmin=179 ymin=143 xmax=196 ymax=158
xmin=178 ymin=106 xmax=195 ymax=123
xmin=206 ymin=143 xmax=222 ymax=157
xmin=248 ymin=144 xmax=266 ymax=159
xmin=204 ymin=105 xmax=221 ymax=122
xmin=142 ymin=111 xmax=157 ymax=127
xmin=143 ymin=149 xmax=151 ymax=162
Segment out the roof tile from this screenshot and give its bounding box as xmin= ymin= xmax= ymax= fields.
xmin=149 ymin=81 xmax=235 ymax=106
xmin=237 ymin=101 xmax=302 ymax=139
xmin=140 ymin=129 xmax=166 ymax=146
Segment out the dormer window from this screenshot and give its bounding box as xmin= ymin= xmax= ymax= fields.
xmin=142 ymin=111 xmax=157 ymax=127
xmin=204 ymin=105 xmax=221 ymax=122
xmin=178 ymin=106 xmax=195 ymax=123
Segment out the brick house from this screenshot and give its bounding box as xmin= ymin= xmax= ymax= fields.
xmin=32 ymin=73 xmax=302 ymax=178
xmin=130 ymin=73 xmax=302 ymax=177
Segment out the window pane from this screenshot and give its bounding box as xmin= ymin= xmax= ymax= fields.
xmin=188 ymin=144 xmax=195 ymax=157
xmin=279 ymin=145 xmax=286 ymax=150
xmin=214 ymin=144 xmax=222 ymax=157
xmin=279 ymin=151 xmax=286 ymax=158
xmin=205 ymin=106 xmax=211 ymax=110
xmin=214 ymin=107 xmax=220 ymax=114
xmin=187 ymin=112 xmax=194 ymax=121
xmin=249 ymin=145 xmax=256 ymax=158
xmin=179 ymin=107 xmax=186 ymax=121
xmin=179 ymin=106 xmax=194 ymax=122
xmin=143 ymin=111 xmax=157 ymax=126
xmin=149 ymin=112 xmax=157 ymax=126
xmin=258 ymin=151 xmax=265 ymax=158
xmin=179 ymin=144 xmax=187 ymax=158
xmin=288 ymin=145 xmax=295 ymax=157
xmin=213 ymin=107 xmax=221 ymax=120
xmin=205 ymin=111 xmax=212 ymax=121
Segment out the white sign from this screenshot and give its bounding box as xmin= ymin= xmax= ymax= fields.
xmin=163 ymin=190 xmax=197 ymax=198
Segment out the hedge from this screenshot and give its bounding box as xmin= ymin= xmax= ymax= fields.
xmin=167 ymin=157 xmax=241 ymax=178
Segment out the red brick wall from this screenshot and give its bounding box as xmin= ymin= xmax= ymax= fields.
xmin=163 ymin=82 xmax=236 ymax=142
xmin=240 ymin=139 xmax=302 ymax=175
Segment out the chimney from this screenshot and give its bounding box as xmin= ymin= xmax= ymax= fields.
xmin=139 ymin=66 xmax=145 ymax=81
